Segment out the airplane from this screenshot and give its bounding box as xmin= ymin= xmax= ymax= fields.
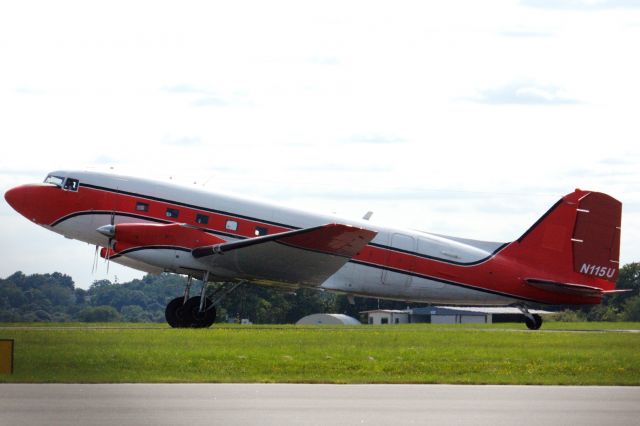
xmin=4 ymin=170 xmax=624 ymax=330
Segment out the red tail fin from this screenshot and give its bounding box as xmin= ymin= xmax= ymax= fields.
xmin=572 ymin=192 xmax=621 ymax=281
xmin=507 ymin=189 xmax=621 ymax=290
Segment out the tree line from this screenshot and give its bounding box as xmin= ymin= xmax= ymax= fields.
xmin=0 ymin=271 xmax=406 ymax=323
xmin=0 ymin=263 xmax=638 ymax=323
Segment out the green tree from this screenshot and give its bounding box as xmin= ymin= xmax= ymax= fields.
xmin=78 ymin=306 xmax=122 ymax=322
xmin=0 ymin=308 xmax=21 ymax=322
xmin=609 ymin=263 xmax=640 ymax=307
xmin=120 ymin=305 xmax=150 ymax=322
xmin=622 ymin=296 xmax=640 ymax=321
xmin=0 ymin=282 xmax=27 ymax=307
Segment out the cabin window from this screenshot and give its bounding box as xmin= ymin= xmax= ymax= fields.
xmin=395 ymin=318 xmax=400 ymax=324
xmin=44 ymin=175 xmax=65 ymax=187
xmin=196 ymin=213 xmax=209 ymax=225
xmin=381 ymin=317 xmax=389 ymax=324
xmin=136 ymin=202 xmax=149 ymax=212
xmin=255 ymin=226 xmax=268 ymax=236
xmin=63 ymin=178 xmax=79 ymax=192
xmin=166 ymin=208 xmax=179 ymax=218
xmin=225 ymin=220 xmax=238 ymax=231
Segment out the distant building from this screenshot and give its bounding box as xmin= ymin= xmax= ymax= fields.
xmin=411 ymin=307 xmax=491 ymax=324
xmin=296 ymin=313 xmax=361 ymax=325
xmin=361 ymin=307 xmax=551 ymax=325
xmin=360 ymin=310 xmax=410 ymax=325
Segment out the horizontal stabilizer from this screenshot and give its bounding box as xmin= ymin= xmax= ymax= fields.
xmin=192 ymin=224 xmax=377 ymax=287
xmin=525 ymin=278 xmax=609 ymax=297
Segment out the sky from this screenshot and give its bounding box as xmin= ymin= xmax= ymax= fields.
xmin=1 ymin=0 xmax=639 ymax=289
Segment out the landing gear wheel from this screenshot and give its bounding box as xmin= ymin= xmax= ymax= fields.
xmin=533 ymin=314 xmax=543 ymax=329
xmin=165 ymin=297 xmax=188 ymax=328
xmin=183 ymin=296 xmax=216 ymax=328
xmin=525 ymin=314 xmax=543 ymax=330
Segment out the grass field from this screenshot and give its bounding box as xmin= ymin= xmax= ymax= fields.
xmin=1 ymin=322 xmax=639 ymax=385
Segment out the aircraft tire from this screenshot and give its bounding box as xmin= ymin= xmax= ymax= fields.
xmin=533 ymin=314 xmax=543 ymax=329
xmin=165 ymin=297 xmax=187 ymax=328
xmin=183 ymin=296 xmax=216 ymax=328
xmin=525 ymin=314 xmax=542 ymax=330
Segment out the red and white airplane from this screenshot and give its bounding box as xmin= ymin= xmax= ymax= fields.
xmin=4 ymin=170 xmax=624 ymax=329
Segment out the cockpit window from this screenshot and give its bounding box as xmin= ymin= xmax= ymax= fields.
xmin=63 ymin=178 xmax=79 ymax=192
xmin=44 ymin=175 xmax=65 ymax=187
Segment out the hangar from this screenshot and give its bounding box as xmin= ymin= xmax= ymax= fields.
xmin=361 ymin=310 xmax=410 ymax=325
xmin=361 ymin=307 xmax=552 ymax=325
xmin=411 ymin=306 xmax=493 ymax=324
xmin=296 ymin=313 xmax=361 ymax=325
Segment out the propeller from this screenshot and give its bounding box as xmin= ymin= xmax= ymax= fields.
xmin=91 ymin=245 xmax=99 ymax=274
xmin=107 ymin=211 xmax=115 ymax=273
xmin=96 ymin=211 xmax=116 ymax=274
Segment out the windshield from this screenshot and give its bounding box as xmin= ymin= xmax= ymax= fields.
xmin=44 ymin=175 xmax=64 ymax=187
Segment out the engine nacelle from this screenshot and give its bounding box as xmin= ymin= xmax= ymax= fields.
xmin=98 ymin=223 xmax=225 ymax=258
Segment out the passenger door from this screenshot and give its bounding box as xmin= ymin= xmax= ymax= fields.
xmin=383 ymin=233 xmax=415 ymax=287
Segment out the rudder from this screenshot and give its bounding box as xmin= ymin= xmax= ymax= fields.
xmin=510 ymin=189 xmax=621 ymax=285
xmin=572 ymin=192 xmax=621 ymax=282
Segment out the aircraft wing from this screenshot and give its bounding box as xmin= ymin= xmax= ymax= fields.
xmin=192 ymin=224 xmax=377 ymax=287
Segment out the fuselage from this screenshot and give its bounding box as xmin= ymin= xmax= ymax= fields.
xmin=5 ymin=170 xmax=611 ymax=306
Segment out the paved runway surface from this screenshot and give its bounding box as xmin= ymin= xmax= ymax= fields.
xmin=1 ymin=384 xmax=639 ymax=425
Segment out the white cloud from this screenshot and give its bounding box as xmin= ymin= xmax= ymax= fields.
xmin=522 ymin=0 xmax=640 ymax=10
xmin=473 ymin=81 xmax=581 ymax=104
xmin=341 ymin=134 xmax=407 ymax=145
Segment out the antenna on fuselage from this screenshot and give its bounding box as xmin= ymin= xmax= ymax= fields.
xmin=202 ymin=174 xmax=215 ymax=187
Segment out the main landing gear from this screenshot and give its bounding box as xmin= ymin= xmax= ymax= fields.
xmin=165 ymin=273 xmax=242 ymax=328
xmin=518 ymin=305 xmax=543 ymax=330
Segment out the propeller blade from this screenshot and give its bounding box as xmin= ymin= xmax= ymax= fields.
xmin=106 ymin=240 xmax=112 ymax=274
xmin=91 ymin=245 xmax=99 ymax=274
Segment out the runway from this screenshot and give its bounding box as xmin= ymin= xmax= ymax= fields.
xmin=1 ymin=384 xmax=639 ymax=425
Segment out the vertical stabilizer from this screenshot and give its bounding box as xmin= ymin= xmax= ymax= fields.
xmin=509 ymin=189 xmax=622 ymax=288
xmin=572 ymin=192 xmax=621 ymax=282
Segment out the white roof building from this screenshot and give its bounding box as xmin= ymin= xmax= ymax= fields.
xmin=296 ymin=313 xmax=361 ymax=325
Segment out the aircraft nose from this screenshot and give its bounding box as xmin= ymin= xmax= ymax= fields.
xmin=4 ymin=185 xmax=26 ymax=214
xmin=4 ymin=184 xmax=51 ymax=224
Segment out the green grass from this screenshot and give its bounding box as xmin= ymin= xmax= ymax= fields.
xmin=1 ymin=322 xmax=639 ymax=384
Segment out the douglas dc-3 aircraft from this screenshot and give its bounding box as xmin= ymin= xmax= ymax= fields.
xmin=4 ymin=171 xmax=624 ymax=329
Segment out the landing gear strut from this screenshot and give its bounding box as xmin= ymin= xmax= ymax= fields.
xmin=164 ymin=273 xmax=242 ymax=329
xmin=165 ymin=274 xmax=216 ymax=328
xmin=517 ymin=305 xmax=543 ymax=330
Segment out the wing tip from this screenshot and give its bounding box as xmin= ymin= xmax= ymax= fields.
xmin=279 ymin=223 xmax=377 ymax=258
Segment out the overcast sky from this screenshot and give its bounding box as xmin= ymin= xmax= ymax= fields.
xmin=1 ymin=0 xmax=639 ymax=289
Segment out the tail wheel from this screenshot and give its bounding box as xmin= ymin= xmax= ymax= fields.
xmin=165 ymin=297 xmax=188 ymax=328
xmin=183 ymin=296 xmax=216 ymax=328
